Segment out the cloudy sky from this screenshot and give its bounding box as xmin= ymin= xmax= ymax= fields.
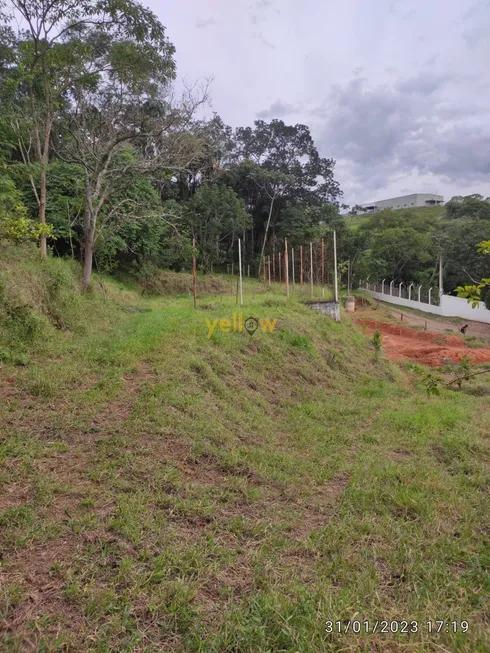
xmin=149 ymin=0 xmax=490 ymax=206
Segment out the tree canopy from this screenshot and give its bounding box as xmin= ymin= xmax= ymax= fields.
xmin=1 ymin=0 xmax=485 ymax=303
xmin=0 ymin=2 xmax=344 ymax=288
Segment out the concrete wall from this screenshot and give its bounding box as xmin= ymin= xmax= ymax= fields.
xmin=440 ymin=295 xmax=490 ymax=323
xmin=309 ymin=301 xmax=340 ymax=322
xmin=367 ymin=290 xmax=442 ymax=315
xmin=363 ymin=288 xmax=490 ymax=324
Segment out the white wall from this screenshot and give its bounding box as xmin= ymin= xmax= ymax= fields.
xmin=441 ymin=295 xmax=490 ymax=324
xmin=366 ymin=290 xmax=442 ymax=315
xmin=364 ymin=289 xmax=490 ymax=324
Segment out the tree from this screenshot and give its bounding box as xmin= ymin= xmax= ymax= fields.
xmin=455 ymin=240 xmax=490 ymax=309
xmin=0 ymin=0 xmax=175 ymax=259
xmin=51 ymin=10 xmax=210 ymax=289
xmin=355 ymin=208 xmax=439 ymax=284
xmin=184 ymin=184 xmax=251 ymax=272
xmin=223 ymin=119 xmax=342 ymax=267
xmin=230 ymin=119 xmax=341 ymax=204
xmin=349 ymin=204 xmax=369 ymax=215
xmin=279 ymin=203 xmax=342 ymax=246
xmin=10 ymin=161 xmax=84 ymax=254
xmin=0 ymin=166 xmax=51 ymax=241
xmin=441 ymin=219 xmax=490 ymax=293
xmin=358 ymin=225 xmax=434 ymax=284
xmin=168 ymin=113 xmax=233 ymax=202
xmin=245 ymin=163 xmax=292 ymax=273
xmin=445 ymin=194 xmax=490 ymax=221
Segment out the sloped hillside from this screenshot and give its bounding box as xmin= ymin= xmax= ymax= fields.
xmin=0 ymin=248 xmax=489 ymax=652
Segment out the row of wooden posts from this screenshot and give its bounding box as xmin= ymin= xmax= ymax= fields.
xmin=192 ymin=232 xmax=339 ymax=308
xmin=260 ymin=237 xmax=337 ymax=292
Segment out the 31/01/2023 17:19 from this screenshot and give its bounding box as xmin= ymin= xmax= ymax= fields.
xmin=325 ymin=620 xmax=469 ymax=634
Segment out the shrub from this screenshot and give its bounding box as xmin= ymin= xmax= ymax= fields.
xmin=278 ymin=329 xmax=315 ymax=353
xmin=371 ymin=329 xmax=382 ymax=359
xmin=140 ymin=270 xmax=228 ymax=296
xmin=0 ymin=173 xmax=54 ymax=242
xmin=40 ymin=257 xmax=84 ymax=330
xmin=2 ymin=304 xmax=48 ymax=348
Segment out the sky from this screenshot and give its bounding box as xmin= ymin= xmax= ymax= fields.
xmin=149 ymin=0 xmax=490 ymax=207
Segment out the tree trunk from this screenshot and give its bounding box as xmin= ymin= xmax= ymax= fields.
xmin=82 ymin=202 xmax=95 ymax=290
xmin=83 ymin=228 xmax=94 ymax=291
xmin=259 ymin=195 xmax=275 ymax=277
xmin=39 ymin=165 xmax=47 ymax=257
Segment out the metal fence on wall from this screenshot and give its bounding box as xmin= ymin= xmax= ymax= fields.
xmin=363 ymin=281 xmax=441 ymax=307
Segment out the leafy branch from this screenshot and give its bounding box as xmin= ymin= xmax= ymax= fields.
xmin=455 ymin=240 xmax=490 ymax=307
xmin=423 ymin=356 xmax=490 ymax=395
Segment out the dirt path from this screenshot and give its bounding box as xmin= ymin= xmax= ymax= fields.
xmin=374 ymin=300 xmax=490 ymax=343
xmin=354 ymin=317 xmax=490 ymax=366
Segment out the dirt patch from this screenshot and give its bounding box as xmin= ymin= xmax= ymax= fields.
xmin=287 ymin=474 xmax=349 ymax=540
xmin=389 ymin=449 xmax=413 ymax=462
xmin=0 ymin=537 xmax=86 ymax=649
xmin=0 ymin=485 xmax=30 ymax=511
xmin=356 ymin=318 xmax=490 ymax=367
xmin=357 ymin=302 xmax=490 ymax=343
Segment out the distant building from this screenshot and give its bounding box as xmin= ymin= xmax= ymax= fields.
xmin=360 ymin=193 xmax=444 ymax=213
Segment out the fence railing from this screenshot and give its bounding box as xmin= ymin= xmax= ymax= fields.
xmin=362 ymin=281 xmax=441 ymax=307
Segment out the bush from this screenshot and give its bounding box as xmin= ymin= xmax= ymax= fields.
xmin=278 ymin=329 xmax=316 ymax=353
xmin=40 ymin=257 xmax=84 ymax=330
xmin=0 ymin=173 xmax=54 ymax=242
xmin=0 ymin=243 xmax=98 ymax=354
xmin=140 ymin=270 xmax=228 ymax=296
xmin=2 ymin=304 xmax=48 ymax=348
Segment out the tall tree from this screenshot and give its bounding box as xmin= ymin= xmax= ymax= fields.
xmin=62 ymin=82 xmax=207 ymax=287
xmin=456 ymin=240 xmax=490 ymax=309
xmin=445 ymin=194 xmax=490 ymax=220
xmin=184 ymin=184 xmax=251 ymax=272
xmin=223 ymin=119 xmax=342 ymax=267
xmin=0 ymin=0 xmax=175 ymax=258
xmin=231 ymin=119 xmax=341 ymax=205
xmin=49 ymin=8 xmax=206 ymax=288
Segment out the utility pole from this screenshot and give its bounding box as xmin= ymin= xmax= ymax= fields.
xmin=310 ymin=242 xmax=314 ymax=298
xmin=238 ymin=238 xmax=243 ymax=306
xmin=439 ymin=254 xmax=444 ymax=299
xmin=285 ymin=238 xmax=289 ymax=298
xmin=321 ymin=237 xmax=325 ymax=298
xmin=192 ymin=237 xmax=197 ymax=309
xmin=333 ymin=230 xmax=339 ymax=303
xmin=300 ymin=245 xmax=303 ymax=287
xmin=291 ymin=248 xmax=295 ymax=289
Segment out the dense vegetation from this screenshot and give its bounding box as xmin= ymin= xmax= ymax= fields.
xmin=353 ymin=198 xmax=490 ymax=305
xmin=1 ymin=1 xmax=488 ymax=304
xmin=0 ymin=0 xmax=346 ymax=290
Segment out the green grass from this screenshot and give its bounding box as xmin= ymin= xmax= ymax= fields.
xmin=0 ymin=249 xmax=489 ymax=652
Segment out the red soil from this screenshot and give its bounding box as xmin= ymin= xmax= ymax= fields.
xmin=356 ymin=319 xmax=490 ymax=367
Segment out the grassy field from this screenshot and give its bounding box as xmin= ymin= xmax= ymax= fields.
xmin=1 ymin=247 xmax=489 ymax=652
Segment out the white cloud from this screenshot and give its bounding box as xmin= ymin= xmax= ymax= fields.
xmin=149 ymin=0 xmax=490 ymax=204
